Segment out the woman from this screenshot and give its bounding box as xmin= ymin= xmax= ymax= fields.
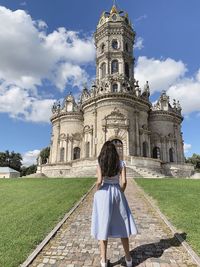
xmin=91 ymin=141 xmax=138 ymax=267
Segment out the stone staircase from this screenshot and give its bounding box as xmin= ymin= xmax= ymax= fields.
xmin=126 ymin=167 xmax=142 ymax=178
xmin=129 ymin=165 xmax=166 ymax=178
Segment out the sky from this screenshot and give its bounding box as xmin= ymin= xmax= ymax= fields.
xmin=0 ymin=0 xmax=200 ymax=166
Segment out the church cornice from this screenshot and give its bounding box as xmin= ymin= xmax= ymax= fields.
xmin=51 ymin=111 xmax=83 ymax=123
xmin=81 ymin=92 xmax=151 ymax=110
xmin=149 ymin=110 xmax=183 ymax=123
xmin=95 ymin=25 xmax=134 ymax=43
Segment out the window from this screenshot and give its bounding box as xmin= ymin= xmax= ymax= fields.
xmin=111 ymin=60 xmax=119 ymax=74
xmin=143 ymin=142 xmax=148 ymax=157
xmin=73 ymin=147 xmax=80 ymax=160
xmin=101 ymin=43 xmax=105 ymax=53
xmin=112 ymin=14 xmax=117 ymax=21
xmin=112 ymin=39 xmax=118 ymax=50
xmin=85 ymin=142 xmax=90 ymax=158
xmin=60 ymin=147 xmax=65 ymax=162
xmin=169 ymin=148 xmax=174 ymax=162
xmin=112 ymin=83 xmax=118 ymax=92
xmin=101 ymin=62 xmax=106 ymax=78
xmin=152 ymin=147 xmax=161 ymax=159
xmin=125 ymin=62 xmax=129 ymax=78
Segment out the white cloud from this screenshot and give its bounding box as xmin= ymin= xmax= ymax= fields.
xmin=135 ymin=56 xmax=200 ymax=115
xmin=0 ymin=84 xmax=55 ymax=123
xmin=0 ymin=5 xmax=95 ymax=122
xmin=52 ymin=62 xmax=89 ymax=90
xmin=20 ymin=1 xmax=27 ymax=6
xmin=22 ymin=149 xmax=40 ymax=166
xmin=134 ymin=37 xmax=144 ymax=50
xmin=36 ymin=20 xmax=48 ymax=30
xmin=135 ymin=56 xmax=187 ymax=94
xmin=167 ymin=71 xmax=200 ymax=114
xmin=184 ymin=143 xmax=192 ymax=154
xmin=135 ymin=14 xmax=147 ymax=22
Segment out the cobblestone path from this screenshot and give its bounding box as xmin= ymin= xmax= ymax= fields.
xmin=30 ymin=179 xmax=198 ymax=267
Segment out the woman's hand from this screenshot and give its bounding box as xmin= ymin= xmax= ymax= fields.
xmin=120 ymin=163 xmax=127 ymax=192
xmin=96 ymin=181 xmax=102 ymax=191
xmin=96 ymin=164 xmax=103 ymax=191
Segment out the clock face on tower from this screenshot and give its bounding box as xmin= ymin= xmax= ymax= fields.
xmin=112 ymin=39 xmax=119 ymax=50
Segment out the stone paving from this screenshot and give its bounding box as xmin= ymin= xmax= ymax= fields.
xmin=30 ymin=179 xmax=198 ymax=267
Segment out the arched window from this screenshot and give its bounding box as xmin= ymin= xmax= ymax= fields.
xmin=85 ymin=142 xmax=90 ymax=158
xmin=73 ymin=147 xmax=80 ymax=160
xmin=111 ymin=60 xmax=119 ymax=74
xmin=60 ymin=147 xmax=65 ymax=162
xmin=112 ymin=39 xmax=118 ymax=50
xmin=125 ymin=62 xmax=129 ymax=78
xmin=112 ymin=83 xmax=118 ymax=93
xmin=143 ymin=142 xmax=148 ymax=157
xmin=169 ymin=148 xmax=174 ymax=162
xmin=152 ymin=147 xmax=161 ymax=159
xmin=101 ymin=43 xmax=105 ymax=53
xmin=101 ymin=62 xmax=106 ymax=78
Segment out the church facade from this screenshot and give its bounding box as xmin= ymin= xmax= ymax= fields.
xmin=38 ymin=5 xmax=194 ymax=178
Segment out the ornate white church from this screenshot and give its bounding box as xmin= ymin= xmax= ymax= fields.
xmin=37 ymin=4 xmax=194 ymax=178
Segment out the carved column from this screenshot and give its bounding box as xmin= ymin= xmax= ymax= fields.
xmin=65 ymin=137 xmax=68 ymax=162
xmin=148 ymin=133 xmax=151 ymax=158
xmin=67 ymin=137 xmax=72 ymax=162
xmin=94 ymin=106 xmax=97 ymax=157
xmin=65 ymin=135 xmax=69 ymax=162
xmin=134 ymin=111 xmax=140 ymax=156
xmin=90 ymin=132 xmax=93 ymax=158
xmin=91 ymin=126 xmax=94 ymax=157
xmin=56 ymin=122 xmax=60 ymax=163
xmin=160 ymin=137 xmax=165 ymax=161
xmin=126 ymin=129 xmax=130 ymax=156
xmin=174 ymin=140 xmax=178 ymax=163
xmin=71 ymin=138 xmax=74 ymax=161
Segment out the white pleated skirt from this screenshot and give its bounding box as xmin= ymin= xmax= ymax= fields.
xmin=91 ymin=181 xmax=138 ymax=240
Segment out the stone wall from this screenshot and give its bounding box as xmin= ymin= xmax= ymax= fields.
xmin=163 ymin=163 xmax=195 ymax=177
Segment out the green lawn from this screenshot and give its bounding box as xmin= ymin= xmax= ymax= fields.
xmin=134 ymin=178 xmax=200 ymax=256
xmin=0 ymin=178 xmax=95 ymax=267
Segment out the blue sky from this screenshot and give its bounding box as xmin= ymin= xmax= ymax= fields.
xmin=0 ymin=0 xmax=200 ymax=165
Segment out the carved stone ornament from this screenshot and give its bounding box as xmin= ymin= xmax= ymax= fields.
xmin=59 ymin=133 xmax=66 ymax=140
xmin=72 ymin=132 xmax=82 ymax=141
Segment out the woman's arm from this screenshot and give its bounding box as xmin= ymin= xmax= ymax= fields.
xmin=96 ymin=164 xmax=103 ymax=191
xmin=120 ymin=163 xmax=127 ymax=192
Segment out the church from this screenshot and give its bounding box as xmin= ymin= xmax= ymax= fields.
xmin=37 ymin=4 xmax=194 ymax=178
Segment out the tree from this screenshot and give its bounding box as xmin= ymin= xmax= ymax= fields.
xmin=0 ymin=152 xmax=7 ymax=166
xmin=20 ymin=164 xmax=37 ymax=176
xmin=26 ymin=164 xmax=37 ymax=175
xmin=0 ymin=150 xmax=22 ymax=172
xmin=186 ymin=153 xmax=200 ymax=169
xmin=39 ymin=147 xmax=50 ymax=164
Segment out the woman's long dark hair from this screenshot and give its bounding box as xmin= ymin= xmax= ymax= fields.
xmin=98 ymin=141 xmax=120 ymax=177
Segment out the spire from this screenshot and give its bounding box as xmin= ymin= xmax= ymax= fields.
xmin=110 ymin=0 xmax=118 ymax=14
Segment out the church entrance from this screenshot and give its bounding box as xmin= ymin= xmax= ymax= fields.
xmin=111 ymin=139 xmax=123 ymax=160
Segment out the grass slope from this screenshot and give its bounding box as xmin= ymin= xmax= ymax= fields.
xmin=135 ymin=178 xmax=200 ymax=256
xmin=0 ymin=178 xmax=95 ymax=267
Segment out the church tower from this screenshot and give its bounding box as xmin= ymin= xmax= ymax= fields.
xmin=40 ymin=3 xmax=192 ymax=178
xmin=94 ymin=4 xmax=135 ymax=93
